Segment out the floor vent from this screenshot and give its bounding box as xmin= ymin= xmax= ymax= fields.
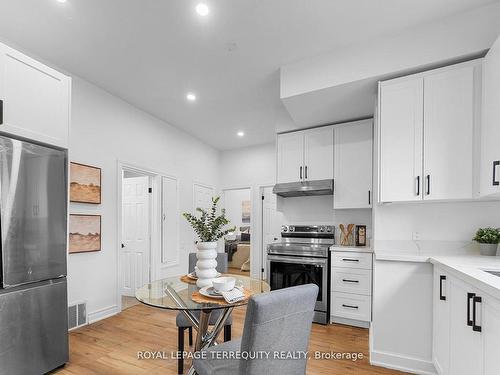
xmin=68 ymin=301 xmax=87 ymax=330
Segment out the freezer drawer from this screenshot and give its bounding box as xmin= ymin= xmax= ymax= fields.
xmin=0 ymin=278 xmax=68 ymax=375
xmin=0 ymin=136 xmax=67 ymax=287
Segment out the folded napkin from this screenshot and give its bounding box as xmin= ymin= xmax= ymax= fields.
xmin=221 ymin=287 xmax=246 ymax=303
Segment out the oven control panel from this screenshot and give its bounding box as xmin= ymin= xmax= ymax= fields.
xmin=281 ymin=225 xmax=334 ymax=234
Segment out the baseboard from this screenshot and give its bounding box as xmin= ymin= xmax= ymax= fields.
xmin=330 ymin=316 xmax=370 ymax=328
xmin=370 ymin=350 xmax=437 ymax=375
xmin=87 ymin=305 xmax=119 ymax=324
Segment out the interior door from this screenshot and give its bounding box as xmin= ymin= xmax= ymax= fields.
xmin=193 ymin=183 xmax=214 ymax=212
xmin=423 ymin=64 xmax=477 ymax=200
xmin=161 ymin=176 xmax=179 ymax=266
xmin=481 ymin=35 xmax=500 ymax=197
xmin=0 ymin=43 xmax=70 ymax=148
xmin=334 ymin=120 xmax=373 ymax=209
xmin=379 ymin=77 xmax=423 ymax=202
xmin=303 ymin=126 xmax=334 ymax=181
xmin=261 ymin=186 xmax=282 ymax=279
xmin=121 ymin=176 xmax=150 ymax=297
xmin=276 ymin=132 xmax=304 ymax=183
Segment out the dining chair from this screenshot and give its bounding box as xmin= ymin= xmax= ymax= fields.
xmin=177 ymin=252 xmax=232 ymax=374
xmin=192 ymin=284 xmax=319 ymax=375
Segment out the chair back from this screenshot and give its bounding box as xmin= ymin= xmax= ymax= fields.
xmin=188 ymin=252 xmax=228 ymax=273
xmin=239 ymin=284 xmax=318 ymax=375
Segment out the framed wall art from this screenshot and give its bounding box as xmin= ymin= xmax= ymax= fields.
xmin=69 ymin=214 xmax=102 ymax=254
xmin=70 ymin=162 xmax=102 ymax=204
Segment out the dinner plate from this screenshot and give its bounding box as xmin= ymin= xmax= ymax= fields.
xmin=187 ymin=272 xmax=221 ymax=280
xmin=199 ymin=286 xmax=225 ymax=299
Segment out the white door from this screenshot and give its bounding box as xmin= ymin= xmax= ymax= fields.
xmin=193 ymin=183 xmax=214 ymax=212
xmin=303 ymin=126 xmax=334 ymax=181
xmin=432 ymin=268 xmax=450 ymax=375
xmin=122 ymin=176 xmax=150 ymax=297
xmin=261 ymin=186 xmax=282 ymax=279
xmin=423 ymin=64 xmax=478 ymax=200
xmin=481 ymin=35 xmax=500 ymax=197
xmin=379 ymin=77 xmax=424 ymax=202
xmin=161 ymin=176 xmax=179 ymax=266
xmin=0 ymin=42 xmax=70 ymax=148
xmin=334 ymin=120 xmax=372 ymax=209
xmin=276 ymin=132 xmax=304 ymax=183
xmin=449 ymin=277 xmax=483 ymax=375
xmin=483 ymin=296 xmax=500 ymax=375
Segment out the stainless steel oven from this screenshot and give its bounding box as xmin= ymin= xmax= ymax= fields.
xmin=267 ymin=225 xmax=333 ymax=324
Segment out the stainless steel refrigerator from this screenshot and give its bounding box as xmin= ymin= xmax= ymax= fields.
xmin=0 ymin=135 xmax=68 ymax=375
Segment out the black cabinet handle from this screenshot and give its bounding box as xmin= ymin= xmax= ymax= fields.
xmin=493 ymin=161 xmax=500 ymax=186
xmin=299 ymin=166 xmax=303 ymax=180
xmin=0 ymin=100 xmax=3 ymax=125
xmin=305 ymin=166 xmax=308 ymax=179
xmin=368 ymin=190 xmax=371 ymax=205
xmin=416 ymin=176 xmax=420 ymax=196
xmin=439 ymin=275 xmax=446 ymax=301
xmin=342 ymin=279 xmax=359 ymax=283
xmin=342 ymin=304 xmax=359 ymax=309
xmin=467 ymin=292 xmax=475 ymax=326
xmin=426 ymin=175 xmax=431 ymax=195
xmin=473 ymin=296 xmax=482 ymax=332
xmin=342 ymin=258 xmax=359 ymax=262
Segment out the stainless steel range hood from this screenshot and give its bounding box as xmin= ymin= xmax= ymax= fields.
xmin=272 ymin=179 xmax=334 ymax=197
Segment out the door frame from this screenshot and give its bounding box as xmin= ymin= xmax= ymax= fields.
xmin=258 ymin=184 xmax=277 ymax=281
xmin=116 ymin=161 xmax=158 ymax=312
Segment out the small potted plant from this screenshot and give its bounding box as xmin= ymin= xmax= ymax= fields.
xmin=183 ymin=196 xmax=235 ymax=287
xmin=473 ymin=227 xmax=500 ymax=256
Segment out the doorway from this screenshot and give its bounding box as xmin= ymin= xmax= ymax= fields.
xmin=222 ymin=187 xmax=252 ymax=276
xmin=260 ymin=186 xmax=282 ymax=281
xmin=120 ymin=169 xmax=152 ymax=310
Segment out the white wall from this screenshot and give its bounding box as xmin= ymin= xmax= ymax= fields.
xmin=223 ymin=188 xmax=252 ymax=231
xmin=68 ymin=77 xmax=220 ymax=322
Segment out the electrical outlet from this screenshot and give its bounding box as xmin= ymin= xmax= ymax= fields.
xmin=412 ymin=232 xmax=421 ymax=241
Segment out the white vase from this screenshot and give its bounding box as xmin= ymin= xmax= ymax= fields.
xmin=196 ymin=242 xmax=218 ymax=288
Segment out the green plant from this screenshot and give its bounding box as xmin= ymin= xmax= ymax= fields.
xmin=183 ymin=196 xmax=236 ymax=242
xmin=473 ymin=227 xmax=500 ymax=244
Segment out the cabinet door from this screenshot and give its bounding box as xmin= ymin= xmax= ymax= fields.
xmin=379 ymin=77 xmax=423 ymax=202
xmin=303 ymin=126 xmax=333 ymax=181
xmin=334 ymin=120 xmax=372 ymax=209
xmin=483 ymin=296 xmax=500 ymax=375
xmin=433 ymin=268 xmax=450 ymax=375
xmin=449 ymin=277 xmax=483 ymax=375
xmin=0 ymin=43 xmax=70 ymax=148
xmin=423 ymin=63 xmax=478 ymax=200
xmin=481 ymin=35 xmax=500 ymax=197
xmin=276 ymin=132 xmax=304 ymax=183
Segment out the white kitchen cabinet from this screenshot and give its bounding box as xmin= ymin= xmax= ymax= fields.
xmin=0 ymin=42 xmax=71 ymax=148
xmin=379 ymin=59 xmax=481 ymax=203
xmin=276 ymin=132 xmax=304 ymax=183
xmin=481 ymin=35 xmax=500 ymax=197
xmin=483 ymin=297 xmax=500 ymax=375
xmin=379 ymin=76 xmax=423 ymax=202
xmin=423 ymin=64 xmax=479 ymax=200
xmin=276 ymin=126 xmax=333 ymax=183
xmin=433 ymin=268 xmax=450 ymax=375
xmin=334 ymin=119 xmax=373 ymax=209
xmin=303 ymin=126 xmax=334 ymax=181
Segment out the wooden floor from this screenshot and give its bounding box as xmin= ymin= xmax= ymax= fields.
xmin=54 ymin=304 xmax=408 ymax=375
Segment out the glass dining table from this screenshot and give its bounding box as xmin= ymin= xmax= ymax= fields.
xmin=136 ymin=274 xmax=270 ymax=372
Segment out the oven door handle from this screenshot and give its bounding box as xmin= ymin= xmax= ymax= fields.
xmin=267 ymin=254 xmax=327 ymax=266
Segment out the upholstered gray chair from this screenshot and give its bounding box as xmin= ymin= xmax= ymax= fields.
xmin=193 ymin=284 xmax=319 ymax=375
xmin=177 ymin=252 xmax=232 ymax=374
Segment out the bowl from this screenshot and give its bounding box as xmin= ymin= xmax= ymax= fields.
xmin=212 ymin=277 xmax=236 ymax=293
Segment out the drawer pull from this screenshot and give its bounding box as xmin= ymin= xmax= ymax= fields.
xmin=0 ymin=100 xmax=3 ymax=125
xmin=467 ymin=292 xmax=475 ymax=326
xmin=493 ymin=161 xmax=500 ymax=186
xmin=342 ymin=304 xmax=359 ymax=309
xmin=439 ymin=275 xmax=446 ymax=301
xmin=342 ymin=258 xmax=359 ymax=262
xmin=473 ymin=296 xmax=482 ymax=332
xmin=342 ymin=279 xmax=359 ymax=283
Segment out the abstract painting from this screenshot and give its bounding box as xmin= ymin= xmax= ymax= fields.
xmin=70 ymin=162 xmax=101 ymax=204
xmin=69 ymin=214 xmax=101 ymax=253
xmin=242 ymin=200 xmax=251 ymax=223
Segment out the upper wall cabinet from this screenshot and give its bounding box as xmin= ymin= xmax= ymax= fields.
xmin=481 ymin=35 xmax=500 ymax=197
xmin=0 ymin=42 xmax=71 ymax=148
xmin=276 ymin=126 xmax=333 ymax=183
xmin=334 ymin=119 xmax=373 ymax=209
xmin=378 ymin=59 xmax=482 ymax=203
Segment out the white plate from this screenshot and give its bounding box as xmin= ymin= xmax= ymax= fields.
xmin=199 ymin=286 xmax=225 ymax=299
xmin=187 ymin=272 xmax=222 ymax=280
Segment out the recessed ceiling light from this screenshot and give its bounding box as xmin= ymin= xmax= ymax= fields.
xmin=56 ymin=0 xmax=67 ymax=3
xmin=237 ymin=131 xmax=245 ymax=137
xmin=186 ymin=93 xmax=196 ymax=101
xmin=195 ymin=3 xmax=209 ymax=16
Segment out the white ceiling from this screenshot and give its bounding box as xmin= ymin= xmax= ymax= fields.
xmin=0 ymin=0 xmax=496 ymax=150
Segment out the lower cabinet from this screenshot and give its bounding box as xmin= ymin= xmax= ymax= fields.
xmin=433 ymin=266 xmax=500 ymax=375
